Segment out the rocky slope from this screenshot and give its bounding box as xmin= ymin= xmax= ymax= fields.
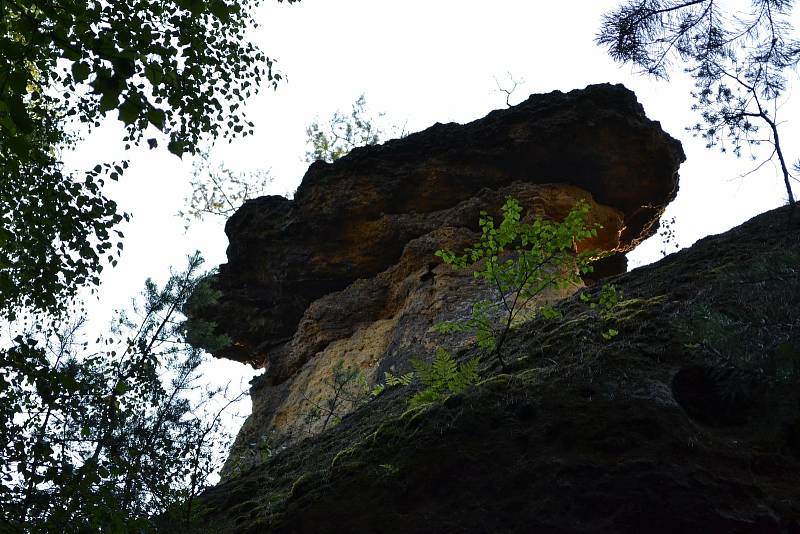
xmin=196 ymin=204 xmax=800 ymax=534
xmin=187 ymin=84 xmax=686 ymax=471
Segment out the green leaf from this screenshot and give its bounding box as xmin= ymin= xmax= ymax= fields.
xmin=408 ymin=389 xmax=443 ymax=409
xmin=118 ymin=98 xmax=141 ymax=125
xmin=99 ymin=90 xmax=120 ymax=113
xmin=176 ymin=0 xmax=206 ymax=15
xmin=60 ymin=45 xmax=82 ymax=62
xmin=8 ymin=69 xmax=29 ymax=93
xmin=0 ymin=38 xmax=24 ymax=60
xmin=7 ymin=97 xmax=33 ymax=133
xmin=144 ymin=63 xmax=163 ymax=85
xmin=411 ymin=348 xmax=478 ymax=404
xmin=540 ymin=306 xmax=562 ymax=319
xmin=602 ymin=328 xmax=619 ymax=340
xmin=147 ymin=108 xmax=166 ymax=130
xmin=71 ymin=62 xmax=91 ymax=83
xmin=168 ymin=140 xmax=186 ymax=157
xmin=210 ymin=0 xmax=231 ymax=21
xmin=0 ymin=99 xmax=16 ymax=133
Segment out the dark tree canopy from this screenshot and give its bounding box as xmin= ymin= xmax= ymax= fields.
xmin=0 ymin=0 xmax=297 ymax=319
xmin=598 ymin=0 xmax=799 ymax=205
xmin=0 ymin=253 xmax=239 ymax=532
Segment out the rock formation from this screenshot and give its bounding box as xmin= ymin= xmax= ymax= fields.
xmin=194 ymin=204 xmax=800 ymax=534
xmin=188 ymin=83 xmax=686 ymax=474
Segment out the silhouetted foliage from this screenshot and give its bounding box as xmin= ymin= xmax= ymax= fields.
xmin=0 ymin=0 xmax=297 ymax=319
xmin=598 ymin=0 xmax=799 ymax=205
xmin=182 ymin=95 xmax=400 ymax=226
xmin=0 ymin=253 xmax=242 ymax=532
xmin=180 ymin=150 xmax=273 ymax=225
xmin=178 ymin=103 xmax=412 ymax=467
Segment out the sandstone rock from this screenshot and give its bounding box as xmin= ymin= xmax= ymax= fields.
xmin=188 ymin=83 xmax=686 ymax=472
xmin=193 ymin=83 xmax=684 ymax=368
xmin=194 ymin=205 xmax=800 ymax=534
xmin=222 ymin=187 xmax=602 ymax=476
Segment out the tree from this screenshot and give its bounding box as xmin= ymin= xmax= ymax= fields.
xmin=0 ymin=0 xmax=298 ymax=320
xmin=493 ymin=71 xmax=525 ymax=107
xmin=181 ymin=94 xmax=397 ymax=225
xmin=298 ymin=360 xmax=371 ymax=435
xmin=305 ymin=94 xmax=387 ymax=164
xmin=436 ymin=198 xmax=599 ymax=370
xmin=598 ymin=0 xmax=799 ymax=206
xmin=0 ymin=253 xmax=242 ymax=532
xmin=180 ymin=149 xmax=273 ymax=225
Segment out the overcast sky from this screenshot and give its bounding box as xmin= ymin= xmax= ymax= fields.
xmin=60 ymin=0 xmax=800 ymax=422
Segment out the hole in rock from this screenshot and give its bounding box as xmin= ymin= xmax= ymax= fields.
xmin=671 ymin=365 xmax=765 ymax=426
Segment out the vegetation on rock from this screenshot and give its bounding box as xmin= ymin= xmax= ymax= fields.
xmin=187 ymin=84 xmax=684 ymax=365
xmin=305 ymin=94 xmax=390 ymax=164
xmin=181 ymin=94 xmax=394 ymax=224
xmin=436 ymin=197 xmax=600 ymax=369
xmin=194 ymin=205 xmax=800 ymax=534
xmin=407 ymin=348 xmax=480 ymax=408
xmin=180 ymin=150 xmax=274 ymax=224
xmin=299 ymin=360 xmax=372 ymax=434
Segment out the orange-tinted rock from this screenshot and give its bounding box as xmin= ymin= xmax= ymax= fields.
xmin=219 ymin=184 xmax=619 ymax=475
xmin=192 ymin=84 xmax=684 ymax=369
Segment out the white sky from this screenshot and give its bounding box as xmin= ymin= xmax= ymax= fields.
xmin=60 ymin=0 xmax=799 ymax=435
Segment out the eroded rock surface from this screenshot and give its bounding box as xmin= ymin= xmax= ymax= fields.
xmin=188 ymin=83 xmax=686 ymax=473
xmin=194 ymin=83 xmax=684 ymax=368
xmin=193 ymin=205 xmax=800 ymax=534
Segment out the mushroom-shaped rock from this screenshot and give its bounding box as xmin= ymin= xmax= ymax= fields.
xmin=189 ymin=83 xmax=684 ymax=369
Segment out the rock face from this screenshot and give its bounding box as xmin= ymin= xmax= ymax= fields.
xmin=194 ymin=205 xmax=800 ymax=534
xmin=188 ymin=83 xmax=685 ymax=474
xmin=196 ymin=83 xmax=683 ymax=365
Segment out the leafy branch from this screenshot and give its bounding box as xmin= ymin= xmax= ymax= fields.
xmin=436 ymin=197 xmax=600 ymax=369
xmin=0 ymin=253 xmax=242 ymax=531
xmin=598 ymin=0 xmax=799 ymax=205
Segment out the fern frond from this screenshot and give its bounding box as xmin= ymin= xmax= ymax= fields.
xmin=411 ymin=357 xmax=435 ymax=386
xmin=449 ymin=357 xmax=480 ymax=393
xmin=386 ymin=372 xmax=414 ymax=386
xmin=408 ymin=389 xmax=444 ymax=409
xmin=411 ymin=348 xmax=479 ymax=402
xmin=432 ymin=347 xmax=457 ymax=390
